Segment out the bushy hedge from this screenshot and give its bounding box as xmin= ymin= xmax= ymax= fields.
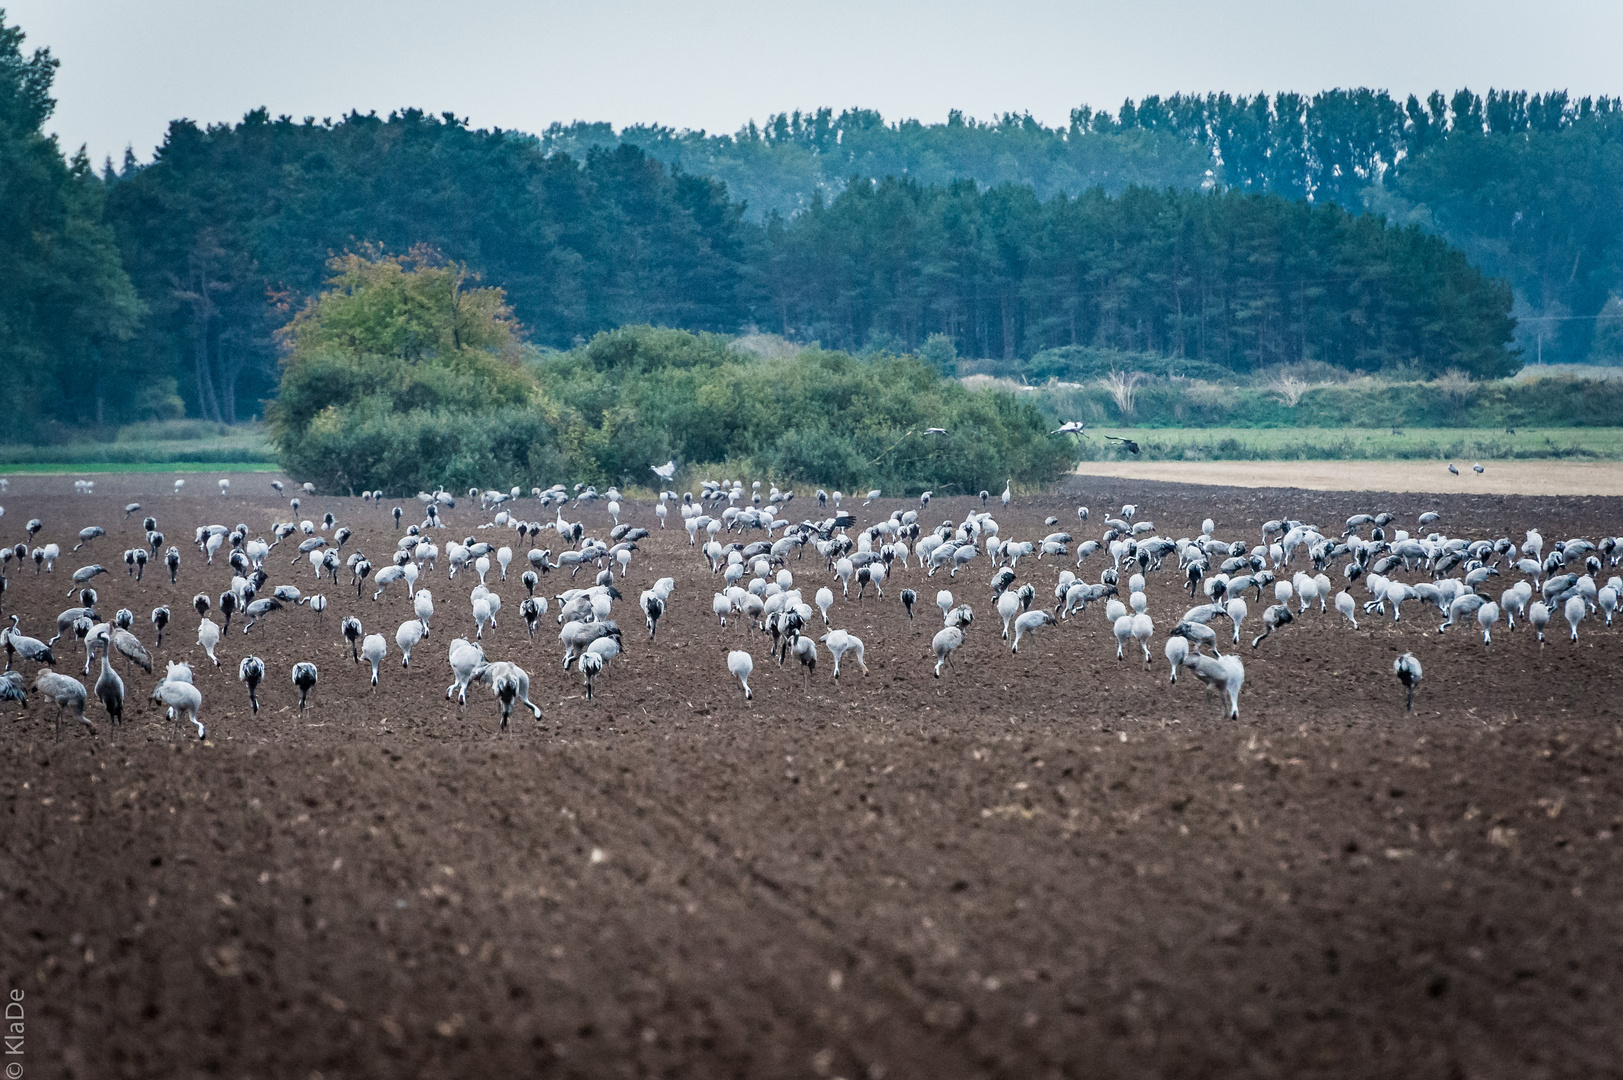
xmin=532 ymin=327 xmax=1073 ymax=495
xmin=274 ymin=403 xmax=569 ymax=494
xmin=272 ymin=325 xmax=1073 ymax=494
xmin=1017 ymin=346 xmax=1237 ymax=384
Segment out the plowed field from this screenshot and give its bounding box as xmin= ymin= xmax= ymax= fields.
xmin=1 ymin=474 xmax=1619 ymax=1079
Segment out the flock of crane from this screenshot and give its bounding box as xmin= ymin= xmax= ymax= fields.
xmin=0 ymin=471 xmax=1618 ymax=740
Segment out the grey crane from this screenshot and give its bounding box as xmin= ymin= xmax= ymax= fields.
xmin=291 ymin=661 xmax=319 ymax=712
xmin=242 ymin=597 xmax=282 ymax=634
xmin=100 ymin=626 xmax=152 ymax=674
xmin=238 ymin=655 xmax=264 ymax=713
xmin=1394 ymin=652 xmax=1422 ymax=711
xmin=931 ymin=625 xmax=964 ymax=677
xmin=342 ymin=616 xmax=363 ymax=662
xmin=94 ymin=652 xmax=124 ymax=728
xmin=789 ymin=634 xmax=817 ymax=688
xmin=1010 ymin=609 xmax=1056 ymax=653
xmin=642 ymin=591 xmax=664 ymax=638
xmin=3 ymin=616 xmax=54 ymax=670
xmin=475 ymin=660 xmax=542 ymax=730
xmin=34 ymin=671 xmax=89 ymax=738
xmin=728 ymin=650 xmax=754 ymax=699
xmin=68 ymin=564 xmax=107 ymax=593
xmin=1186 ymin=653 xmax=1245 ymax=720
xmin=1250 ymin=603 xmax=1294 ymax=648
xmin=152 ymin=676 xmax=204 ymax=739
xmin=0 ymin=670 xmax=24 ymax=719
xmin=361 ymin=634 xmax=388 ymax=687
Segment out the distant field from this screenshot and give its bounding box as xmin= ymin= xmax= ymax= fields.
xmin=0 ymin=425 xmax=275 ymax=467
xmin=0 ymin=462 xmax=281 ymax=475
xmin=1074 ymin=426 xmax=1623 ymax=461
xmin=5 ymin=425 xmax=1619 ymax=480
xmin=1073 ymin=459 xmax=1623 ymax=496
xmin=1512 ymin=363 xmax=1623 ymax=381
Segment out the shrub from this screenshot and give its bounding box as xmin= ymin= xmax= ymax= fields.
xmin=536 ymin=327 xmax=1073 ymax=493
xmin=1098 ymin=370 xmax=1144 ymax=418
xmin=1026 ymin=346 xmax=1236 ymax=384
xmin=278 ymin=405 xmax=568 ymax=494
xmin=270 ymin=261 xmax=1074 ymax=493
xmin=116 ymin=420 xmax=241 ymax=443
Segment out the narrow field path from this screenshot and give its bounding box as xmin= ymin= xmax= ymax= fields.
xmin=1076 ymin=459 xmax=1623 ymax=496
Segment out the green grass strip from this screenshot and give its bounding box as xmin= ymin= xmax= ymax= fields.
xmin=0 ymin=462 xmax=283 ymax=475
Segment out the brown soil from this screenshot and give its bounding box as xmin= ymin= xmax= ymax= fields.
xmin=1 ymin=474 xmax=1620 ymax=1079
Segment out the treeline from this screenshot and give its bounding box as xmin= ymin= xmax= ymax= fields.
xmin=97 ymin=114 xmax=1515 ymax=426
xmin=540 ymin=110 xmax=1214 ymax=218
xmin=100 ymin=112 xmax=748 ymax=436
xmin=0 ymin=8 xmax=1581 ymax=440
xmin=552 ymin=92 xmax=1623 ymax=365
xmin=548 ymin=90 xmax=1617 ymax=216
xmin=270 ymin=253 xmax=1072 ymax=494
xmin=0 ymin=99 xmax=1500 ymax=435
xmin=0 ymin=14 xmax=144 ymax=438
xmin=759 ymin=180 xmax=1514 ymax=374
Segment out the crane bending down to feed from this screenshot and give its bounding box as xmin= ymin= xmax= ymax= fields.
xmin=728 ymin=650 xmax=754 ymax=699
xmin=362 ymin=634 xmax=388 ymax=687
xmin=0 ymin=671 xmax=25 ymax=720
xmin=476 ymin=660 xmax=543 ymax=730
xmin=932 ymin=626 xmax=964 ymax=677
xmin=1164 ymin=635 xmax=1188 ymax=683
xmin=819 ymin=629 xmax=868 ymax=677
xmin=1185 ymin=654 xmax=1245 ymax=720
xmin=35 ymin=671 xmax=89 ymax=738
xmin=292 ymin=662 xmax=319 ymax=712
xmin=151 ymin=676 xmax=204 ymax=739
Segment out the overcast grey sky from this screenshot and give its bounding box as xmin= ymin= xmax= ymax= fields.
xmin=10 ymin=0 xmax=1622 ymax=166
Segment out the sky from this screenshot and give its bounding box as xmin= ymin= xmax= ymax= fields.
xmin=10 ymin=0 xmax=1623 ymax=166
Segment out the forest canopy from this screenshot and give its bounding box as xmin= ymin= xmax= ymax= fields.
xmin=0 ymin=10 xmax=145 ymax=442
xmin=12 ymin=4 xmax=1623 ymax=441
xmin=555 ymin=92 xmax=1623 ymax=367
xmin=90 ymin=105 xmax=1519 ymax=429
xmin=755 ymin=180 xmax=1515 ymax=376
